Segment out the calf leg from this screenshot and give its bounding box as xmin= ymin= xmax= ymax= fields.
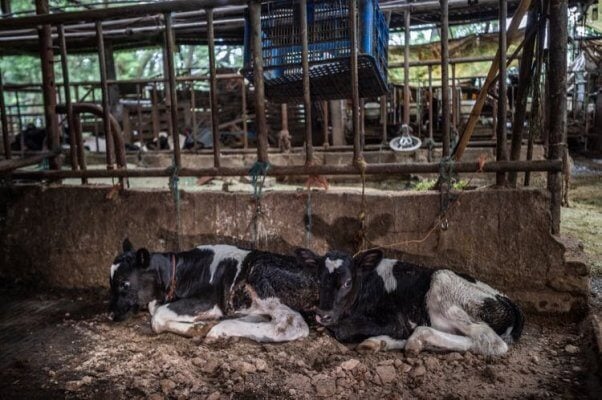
xmin=404 ymin=326 xmax=473 ymax=355
xmin=431 ymin=305 xmax=508 ymax=356
xmin=150 ymin=298 xmax=223 ymax=338
xmin=206 ymin=296 xmax=309 ymax=343
xmin=329 ymin=316 xmax=407 ymax=352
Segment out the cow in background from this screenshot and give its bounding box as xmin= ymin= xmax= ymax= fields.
xmin=109 ymin=240 xmax=319 ymax=343
xmin=295 ymin=248 xmax=524 ymax=356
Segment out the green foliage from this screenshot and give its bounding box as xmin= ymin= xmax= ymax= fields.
xmin=412 ymin=179 xmax=436 ymax=191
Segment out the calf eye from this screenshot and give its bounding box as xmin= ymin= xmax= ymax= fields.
xmin=121 ymin=281 xmax=131 ymax=289
xmin=343 ymin=279 xmax=352 ymax=288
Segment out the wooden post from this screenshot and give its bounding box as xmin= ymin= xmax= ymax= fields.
xmin=249 ymin=0 xmax=269 ymax=163
xmin=322 ymin=101 xmax=329 ymax=148
xmin=151 ymin=84 xmax=159 ymax=139
xmin=428 ymin=64 xmax=433 ymax=146
xmin=241 ymin=78 xmax=248 ymax=149
xmin=96 ymin=21 xmax=116 ymax=168
xmin=403 ymin=10 xmax=410 ymax=126
xmin=451 ymin=62 xmax=457 ymax=129
xmin=509 ymin=6 xmax=538 ymax=185
xmin=380 ymin=96 xmax=387 ymax=144
xmin=300 ymin=0 xmax=313 ymax=164
xmin=164 ymin=13 xmax=181 ymax=167
xmin=58 ymin=25 xmax=79 ymax=172
xmin=136 ymin=84 xmax=143 ymax=136
xmin=0 ymin=70 xmax=10 ymax=159
xmin=440 ymin=0 xmax=450 ymax=157
xmin=330 ymin=100 xmax=344 ymax=146
xmin=547 ymin=0 xmax=567 ymax=234
xmin=73 ymin=114 xmax=88 ymax=184
xmin=207 ymin=8 xmax=221 ymax=167
xmin=350 ymin=0 xmax=361 ymax=163
xmin=453 ymin=0 xmax=532 ymax=160
xmin=36 ymin=0 xmax=61 ymax=170
xmin=496 ymin=0 xmax=508 ymax=186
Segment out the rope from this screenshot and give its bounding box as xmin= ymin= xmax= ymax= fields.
xmin=247 ymin=161 xmax=271 ymax=248
xmin=168 ymin=162 xmax=181 ymax=251
xmin=355 ymin=158 xmax=484 ymax=257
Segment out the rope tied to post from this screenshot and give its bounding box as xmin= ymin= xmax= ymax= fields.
xmin=248 ymin=161 xmax=271 ymax=248
xmin=168 ymin=162 xmax=181 ymax=251
xmin=438 ymin=156 xmax=455 ymax=230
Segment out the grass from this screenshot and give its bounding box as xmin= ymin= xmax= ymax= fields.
xmin=561 ymin=174 xmax=602 ymax=276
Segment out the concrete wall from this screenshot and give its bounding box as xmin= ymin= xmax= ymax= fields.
xmin=0 ymin=184 xmax=589 ymax=315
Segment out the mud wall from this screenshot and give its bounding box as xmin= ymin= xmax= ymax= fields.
xmin=0 ymin=185 xmax=589 ymax=315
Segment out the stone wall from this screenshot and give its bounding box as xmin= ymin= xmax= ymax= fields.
xmin=0 ymin=184 xmax=589 ymax=315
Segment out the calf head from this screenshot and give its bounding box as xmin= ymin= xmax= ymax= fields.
xmin=109 ymin=239 xmax=151 ymax=321
xmin=295 ymin=248 xmax=383 ymax=326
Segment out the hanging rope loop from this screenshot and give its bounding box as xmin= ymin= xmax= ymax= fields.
xmin=247 ymin=161 xmax=271 ymax=248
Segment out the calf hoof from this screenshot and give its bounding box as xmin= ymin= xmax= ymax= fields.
xmin=404 ymin=339 xmax=423 ymax=356
xmin=357 ymin=338 xmax=385 ymax=353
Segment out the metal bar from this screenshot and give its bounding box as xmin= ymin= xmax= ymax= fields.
xmin=249 ymin=0 xmax=268 ymax=163
xmin=0 ymin=0 xmax=248 ymax=30
xmin=322 ymin=101 xmax=329 ymax=148
xmin=95 ymin=21 xmax=115 ymax=168
xmin=300 ymin=0 xmax=313 ymax=164
xmin=451 ymin=62 xmax=457 ymax=129
xmin=207 ymin=8 xmax=221 ymax=168
xmin=241 ymin=78 xmax=248 ymax=149
xmin=164 ymin=13 xmax=181 ymax=167
xmin=403 ymin=10 xmax=410 ymax=126
xmin=73 ymin=114 xmax=87 ymax=184
xmin=496 ymin=0 xmax=508 ymax=186
xmin=0 ymin=151 xmax=59 ymax=173
xmin=428 ymin=64 xmax=433 ymax=152
xmin=509 ymin=6 xmax=537 ymax=185
xmin=36 ymin=0 xmax=60 ymax=170
xmin=0 ymin=70 xmax=10 ymax=159
xmin=525 ymin=0 xmax=546 ymax=186
xmin=7 ymin=159 xmax=563 ymax=180
xmin=136 ymin=83 xmax=143 ymax=136
xmin=380 ymin=96 xmax=387 ymax=144
xmin=58 ymin=24 xmax=79 ymax=172
xmin=547 ymin=0 xmax=567 ymax=234
xmin=440 ymin=0 xmax=450 ymax=157
xmin=350 ymin=0 xmax=361 ymax=162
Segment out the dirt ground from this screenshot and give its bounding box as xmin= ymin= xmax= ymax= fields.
xmin=0 ymin=284 xmax=598 ymax=400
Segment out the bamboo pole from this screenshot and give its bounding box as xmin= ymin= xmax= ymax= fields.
xmin=496 ymin=0 xmax=508 ymax=186
xmin=249 ymin=0 xmax=268 ymax=163
xmin=207 ymin=8 xmax=221 ymax=168
xmin=300 ymin=0 xmax=313 ymax=165
xmin=440 ymin=0 xmax=451 ymax=157
xmin=453 ymin=0 xmax=532 ymax=160
xmin=163 ymin=13 xmax=182 ymax=168
xmin=58 ymin=24 xmax=79 ymax=172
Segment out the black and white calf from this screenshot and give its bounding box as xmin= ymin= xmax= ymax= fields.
xmin=109 ymin=240 xmax=318 ymax=342
xmin=295 ymin=248 xmax=524 ymax=356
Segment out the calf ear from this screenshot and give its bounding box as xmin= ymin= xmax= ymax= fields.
xmin=136 ymin=248 xmax=151 ymax=269
xmin=354 ymin=249 xmax=384 ymax=272
xmin=295 ymin=248 xmax=320 ymax=267
xmin=122 ymin=238 xmax=134 ymax=252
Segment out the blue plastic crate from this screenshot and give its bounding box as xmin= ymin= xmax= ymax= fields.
xmin=243 ymin=0 xmax=388 ymax=102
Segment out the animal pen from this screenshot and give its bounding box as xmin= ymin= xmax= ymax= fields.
xmin=0 ymin=0 xmax=600 ymax=399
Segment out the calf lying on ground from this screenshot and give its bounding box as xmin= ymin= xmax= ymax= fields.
xmin=295 ymin=248 xmax=524 ymax=356
xmin=109 ymin=239 xmax=318 ymax=342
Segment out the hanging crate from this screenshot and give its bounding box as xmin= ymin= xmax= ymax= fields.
xmin=242 ymin=0 xmax=389 ymax=102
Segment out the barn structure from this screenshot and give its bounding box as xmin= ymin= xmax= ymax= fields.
xmin=0 ymin=0 xmax=601 ymax=398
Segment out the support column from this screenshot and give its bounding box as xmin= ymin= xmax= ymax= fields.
xmin=496 ymin=0 xmax=508 ymax=186
xmin=547 ymin=0 xmax=567 ymax=234
xmin=35 ymin=0 xmax=61 ymax=170
xmin=0 ymin=71 xmax=10 ymax=159
xmin=403 ymin=11 xmax=410 ymax=127
xmin=249 ymin=0 xmax=269 ymax=163
xmin=440 ymin=0 xmax=450 ymax=157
